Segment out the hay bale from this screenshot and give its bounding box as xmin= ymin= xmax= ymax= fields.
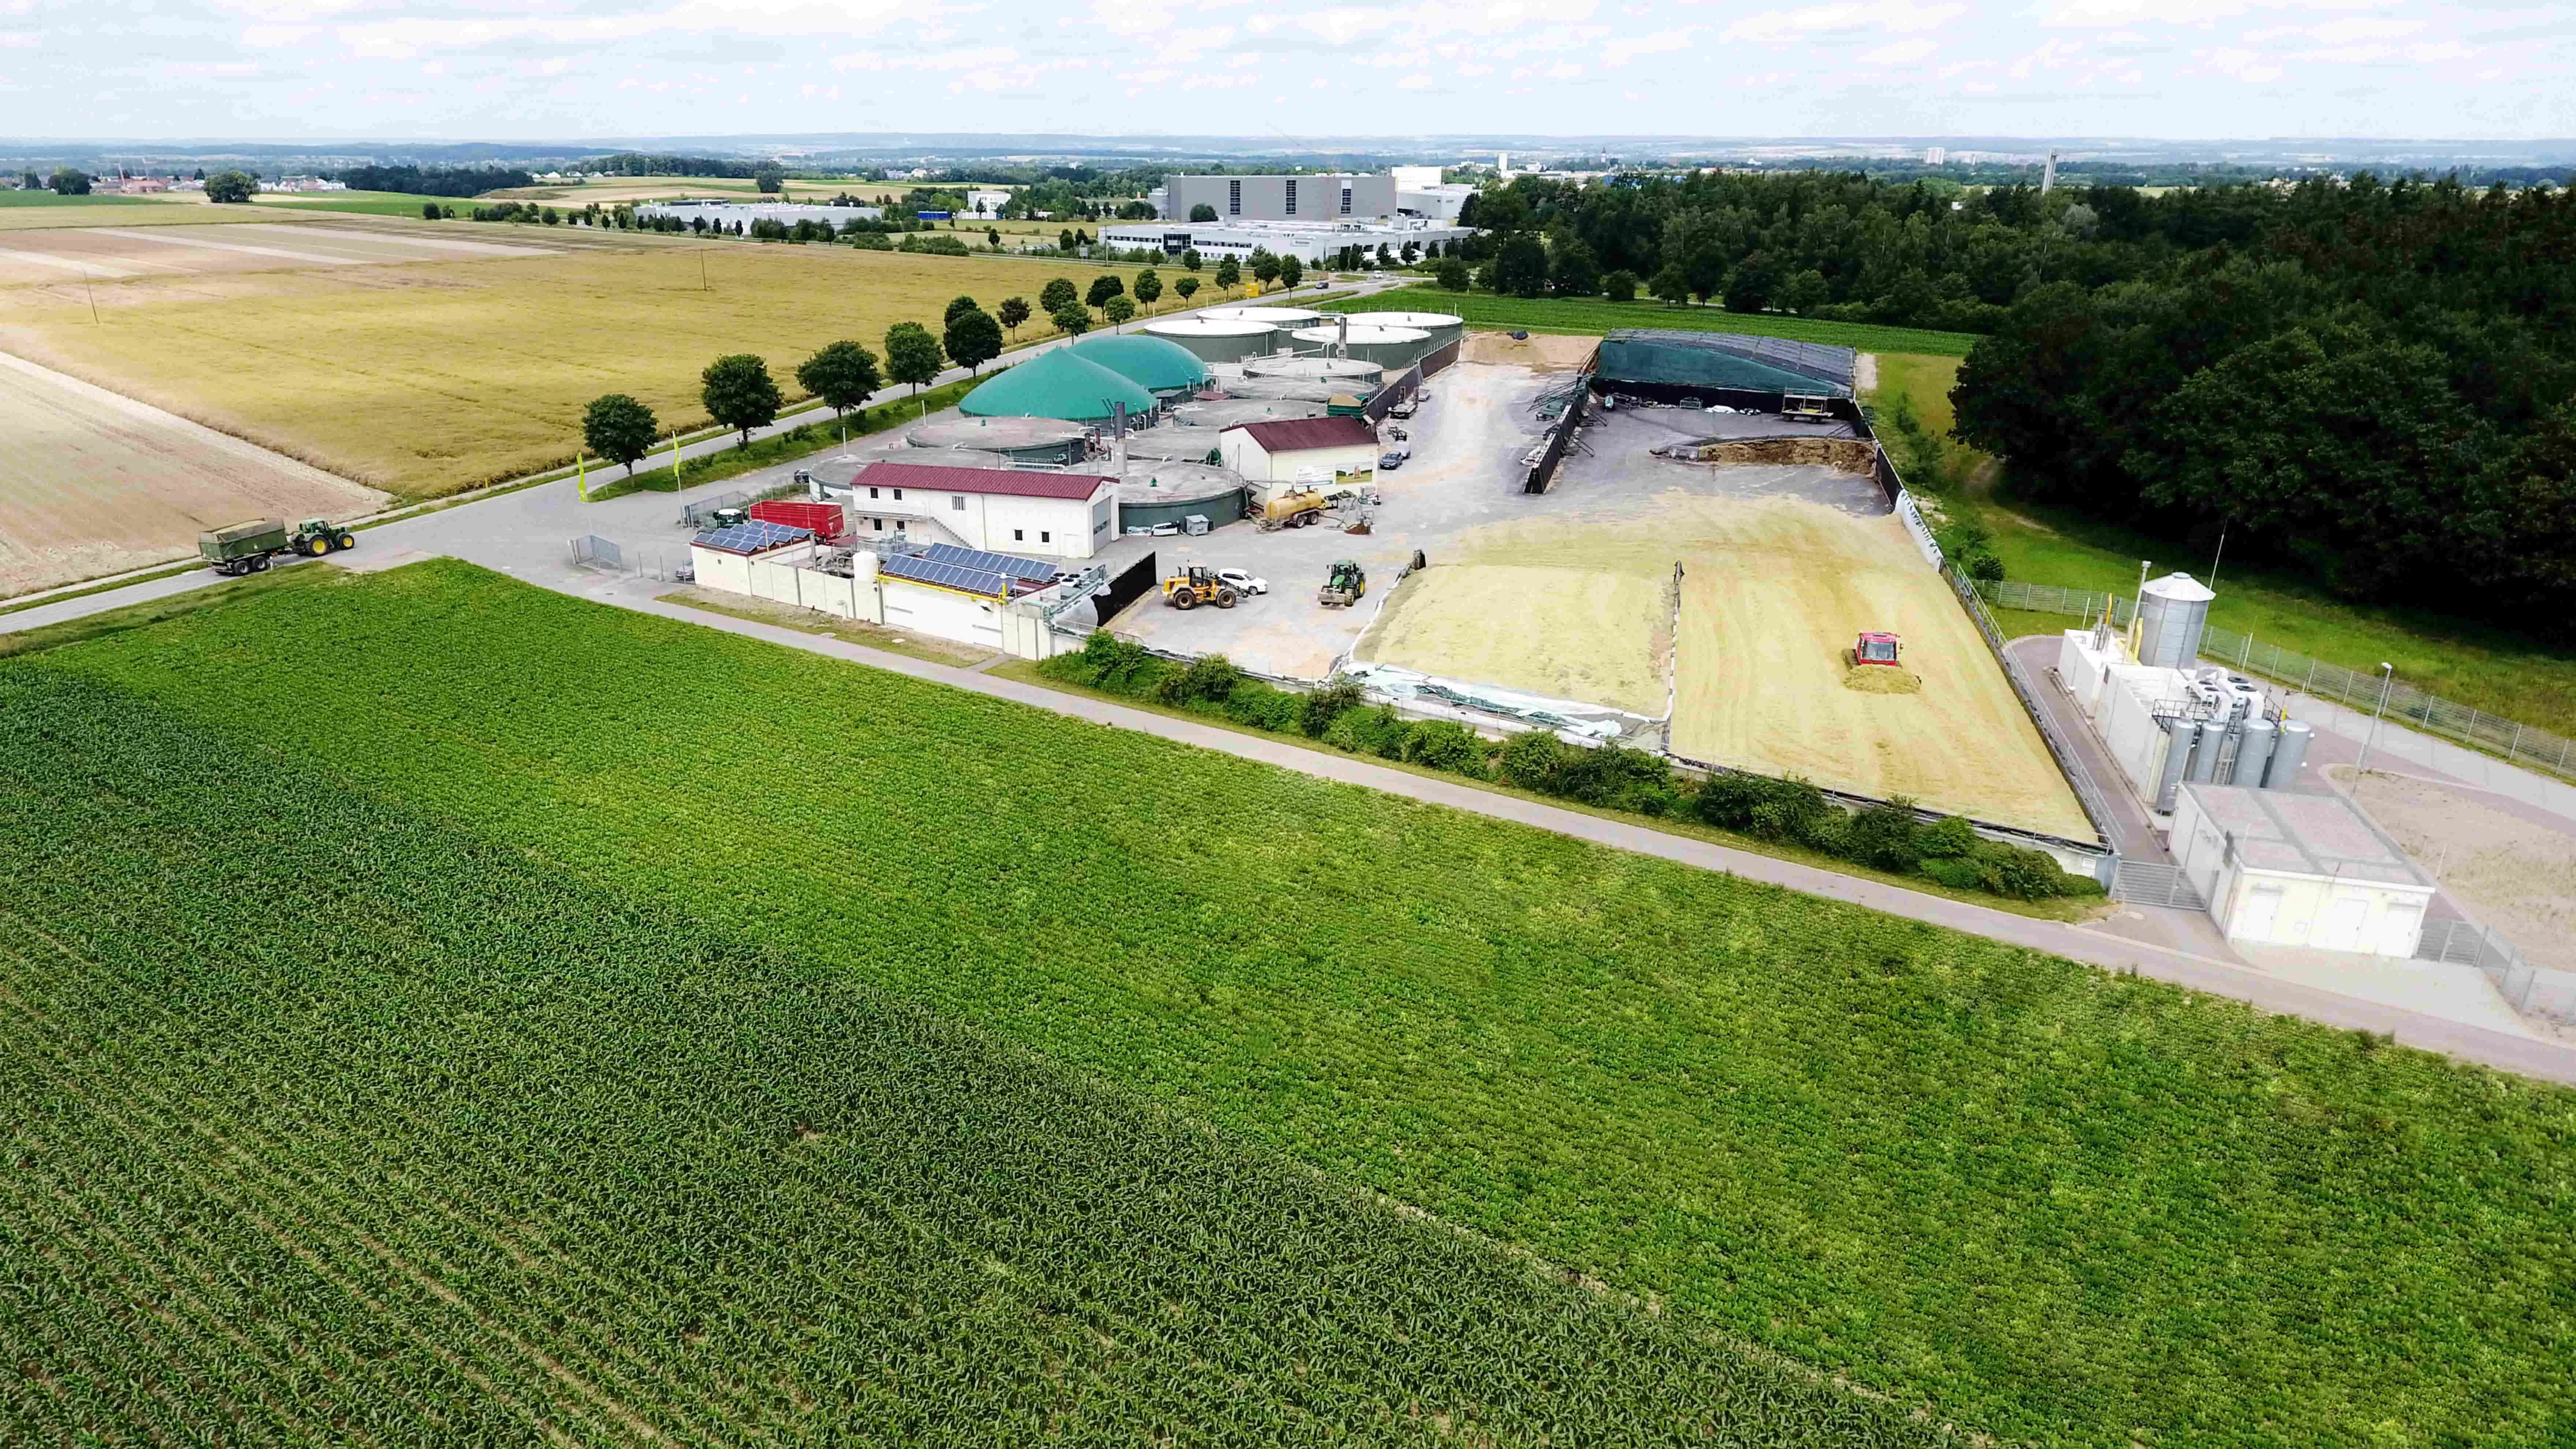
xmin=1842 ymin=664 xmax=1923 ymax=694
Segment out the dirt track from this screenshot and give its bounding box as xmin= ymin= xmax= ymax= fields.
xmin=0 ymin=351 xmax=385 ymax=595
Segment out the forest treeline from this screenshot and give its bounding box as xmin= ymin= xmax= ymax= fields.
xmin=334 ymin=164 xmax=534 ymax=196
xmin=1475 ymin=172 xmax=2576 ymax=629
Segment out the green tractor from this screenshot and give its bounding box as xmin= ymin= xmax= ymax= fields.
xmin=198 ymin=517 xmax=358 ymax=576
xmin=1317 ymin=558 xmax=1367 ymax=608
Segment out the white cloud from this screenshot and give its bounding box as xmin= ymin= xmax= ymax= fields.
xmin=1724 ymin=1 xmax=1964 ymax=44
xmin=1862 ymin=37 xmax=1938 ymax=63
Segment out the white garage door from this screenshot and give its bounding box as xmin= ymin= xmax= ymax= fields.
xmin=2312 ymin=892 xmax=2373 ymax=953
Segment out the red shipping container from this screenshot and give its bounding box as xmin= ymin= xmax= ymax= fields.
xmin=749 ymin=499 xmax=846 ymax=542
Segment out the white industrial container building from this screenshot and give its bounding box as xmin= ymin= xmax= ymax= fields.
xmin=2170 ymin=784 xmax=2434 ymax=956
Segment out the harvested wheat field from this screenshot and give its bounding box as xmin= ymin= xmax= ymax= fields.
xmin=1360 ymin=563 xmax=1670 ymax=714
xmin=0 ymin=238 xmax=1130 ymax=497
xmin=1671 ymin=497 xmax=2091 ymax=838
xmin=0 ymin=351 xmax=386 ymax=595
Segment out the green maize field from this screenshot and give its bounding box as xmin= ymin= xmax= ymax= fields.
xmin=10 ymin=560 xmax=2576 ymax=1446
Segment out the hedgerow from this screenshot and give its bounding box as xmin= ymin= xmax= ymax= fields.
xmin=0 ymin=667 xmax=1938 ymax=1445
xmin=1042 ymin=632 xmax=2097 ymax=900
xmin=31 ymin=562 xmax=2576 ymax=1447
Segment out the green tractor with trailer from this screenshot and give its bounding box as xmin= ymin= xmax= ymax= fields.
xmin=198 ymin=517 xmax=358 ymax=576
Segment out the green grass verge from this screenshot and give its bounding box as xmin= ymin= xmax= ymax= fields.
xmin=1966 ymin=494 xmax=2576 ymax=741
xmin=0 ymin=189 xmax=159 ymax=208
xmin=1326 ymin=284 xmax=1983 ymax=356
xmin=586 ymin=378 xmax=982 ymax=502
xmin=33 ymin=559 xmax=2576 ymax=1448
xmin=0 ymin=656 xmax=1927 ymax=1444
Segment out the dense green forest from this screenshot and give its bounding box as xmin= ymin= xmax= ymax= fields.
xmin=330 ymin=163 xmax=533 ymax=195
xmin=1470 ymin=171 xmax=2576 ymax=631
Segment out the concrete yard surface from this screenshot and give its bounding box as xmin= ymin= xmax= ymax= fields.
xmin=0 ymin=350 xmax=388 ymax=595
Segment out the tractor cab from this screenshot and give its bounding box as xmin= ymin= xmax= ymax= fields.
xmin=1855 ymin=631 xmax=1902 ymax=666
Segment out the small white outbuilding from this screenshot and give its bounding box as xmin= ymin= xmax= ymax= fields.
xmin=2170 ymin=783 xmax=2434 ymax=957
xmin=1217 ymin=416 xmax=1381 ymax=484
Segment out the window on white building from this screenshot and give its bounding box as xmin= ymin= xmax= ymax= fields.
xmin=867 ymin=487 xmax=879 ymax=498
xmin=1040 ymin=530 xmax=1051 ymax=543
xmin=1228 ymin=179 xmax=1240 ymax=216
xmin=1012 ymin=529 xmax=1024 ymax=541
xmin=952 ymin=495 xmax=966 ymax=510
xmin=1284 ymin=179 xmax=1296 ymax=216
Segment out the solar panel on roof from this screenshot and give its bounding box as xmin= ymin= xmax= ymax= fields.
xmin=919 ymin=542 xmax=1056 ymax=582
xmin=691 ymin=520 xmax=814 ymax=553
xmin=880 ymin=552 xmax=1020 ymax=598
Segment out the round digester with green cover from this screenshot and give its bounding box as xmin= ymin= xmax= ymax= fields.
xmin=959 ymin=348 xmax=1157 ymax=423
xmin=1068 ymin=334 xmax=1213 ymax=398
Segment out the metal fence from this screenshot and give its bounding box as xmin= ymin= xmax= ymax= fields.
xmin=568 ymin=534 xmax=623 ymax=571
xmin=2416 ymin=918 xmax=2575 ymax=1022
xmin=1977 ymin=579 xmax=2576 ymax=783
xmin=2110 ymin=860 xmax=2208 ymax=911
xmin=1942 ymin=561 xmax=2119 ymax=848
xmin=680 ymin=491 xmax=755 ymax=529
xmin=1522 ymin=374 xmax=1592 ymax=495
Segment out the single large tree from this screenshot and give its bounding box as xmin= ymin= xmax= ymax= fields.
xmin=1051 ymin=304 xmax=1090 ymax=337
xmin=1179 ymin=249 xmax=1201 ymax=273
xmin=204 ymin=170 xmax=258 ymax=204
xmin=943 ymin=295 xmax=981 ymax=326
xmin=883 ymin=322 xmax=945 ymax=397
xmin=701 ymin=354 xmax=783 ymax=447
xmin=1277 ymin=254 xmax=1303 ymax=288
xmin=795 ymin=340 xmax=882 ymax=421
xmin=1435 ymin=257 xmax=1472 ymax=291
xmin=581 ymin=394 xmax=659 ymax=476
xmin=1132 ymin=268 xmax=1162 ymax=314
xmin=753 ymin=163 xmax=786 ymax=194
xmin=1250 ymin=250 xmax=1281 ymax=289
xmin=1039 ymin=276 xmax=1079 ymax=317
xmin=1174 ymin=275 xmax=1200 ymax=305
xmin=48 ymin=167 xmax=90 ymax=195
xmin=943 ymin=306 xmax=1004 ymax=373
xmin=1085 ymin=274 xmax=1124 ymax=317
xmin=1103 ymin=295 xmax=1136 ymax=331
xmin=1493 ymin=235 xmax=1549 ymax=298
xmin=1214 ymin=255 xmax=1240 ymax=295
xmin=1189 ymin=203 xmax=1218 ymax=222
xmin=997 ymin=296 xmax=1031 ymax=337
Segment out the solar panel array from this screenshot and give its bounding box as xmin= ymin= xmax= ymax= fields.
xmin=918 ymin=542 xmax=1057 ymax=583
xmin=691 ymin=520 xmax=814 ymax=553
xmin=879 ymin=552 xmax=1022 ymax=599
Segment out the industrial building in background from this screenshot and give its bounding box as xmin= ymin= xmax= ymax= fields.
xmin=1159 ymin=174 xmax=1396 ymax=223
xmin=1117 ymin=169 xmax=1472 ymax=264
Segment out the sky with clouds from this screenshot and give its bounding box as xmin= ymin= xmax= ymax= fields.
xmin=7 ymin=0 xmax=2571 ymax=142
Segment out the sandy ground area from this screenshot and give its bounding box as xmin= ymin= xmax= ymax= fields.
xmin=1460 ymin=331 xmax=1598 ymax=369
xmin=1853 ymin=353 xmax=1879 ymax=392
xmin=2333 ymin=766 xmax=2576 ymax=973
xmin=1358 ymin=562 xmax=1672 ymax=715
xmin=1668 ymin=496 xmax=2092 ymax=838
xmin=0 ymin=351 xmax=386 ymax=595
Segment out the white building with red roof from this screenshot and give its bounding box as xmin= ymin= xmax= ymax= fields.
xmin=842 ymin=461 xmax=1120 ymax=560
xmin=1217 ymin=416 xmax=1381 ymax=485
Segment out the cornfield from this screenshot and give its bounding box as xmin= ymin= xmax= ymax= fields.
xmin=14 ymin=560 xmax=2576 ymax=1446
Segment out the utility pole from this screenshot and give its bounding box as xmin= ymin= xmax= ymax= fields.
xmin=2206 ymin=521 xmax=2229 ymax=593
xmin=2355 ymin=662 xmax=2395 ymax=771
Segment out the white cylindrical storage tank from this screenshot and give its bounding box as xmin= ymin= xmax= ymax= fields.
xmin=1199 ymin=305 xmax=1326 ymax=331
xmin=1292 ymin=324 xmax=1431 ymax=370
xmin=1242 ymin=354 xmax=1383 ymax=386
xmin=2231 ymin=718 xmax=2276 ymax=788
xmin=2136 ymin=572 xmax=2216 ymax=669
xmin=1347 ymin=310 xmax=1464 ymax=353
xmin=2265 ymin=720 xmax=2313 ymax=790
xmin=1143 ymin=316 xmax=1279 ymax=366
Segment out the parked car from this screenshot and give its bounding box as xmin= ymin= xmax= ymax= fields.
xmin=1379 ymin=452 xmax=1406 ymax=470
xmin=1216 ymin=568 xmax=1269 ymax=596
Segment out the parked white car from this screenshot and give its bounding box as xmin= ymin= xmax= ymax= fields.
xmin=1216 ymin=568 xmax=1269 ymax=596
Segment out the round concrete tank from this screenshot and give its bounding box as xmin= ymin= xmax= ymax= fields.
xmin=1200 ymin=305 xmax=1325 ymax=331
xmin=2266 ymin=720 xmax=2313 ymax=790
xmin=1115 ymin=461 xmax=1248 ymax=533
xmin=1143 ymin=316 xmax=1280 ymax=366
xmin=2136 ymin=572 xmax=2216 ymax=669
xmin=1242 ymin=354 xmax=1383 ymax=386
xmin=1291 ymin=324 xmax=1431 ymax=370
xmin=1169 ymin=398 xmax=1333 ymax=430
xmin=908 ymin=416 xmax=1090 ymax=466
xmin=1120 ymin=429 xmax=1229 ymax=462
xmin=1221 ymin=375 xmax=1354 ymax=403
xmin=1347 ymin=310 xmax=1464 ymax=354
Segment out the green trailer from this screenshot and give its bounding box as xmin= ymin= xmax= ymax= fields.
xmin=198 ymin=517 xmax=357 ymax=576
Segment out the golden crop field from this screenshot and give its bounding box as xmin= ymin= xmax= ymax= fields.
xmin=0 ymin=237 xmax=1133 ymax=498
xmin=0 ymin=195 xmax=285 ymax=232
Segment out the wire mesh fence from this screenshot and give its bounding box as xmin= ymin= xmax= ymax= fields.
xmin=2416 ymin=918 xmax=2575 ymax=1022
xmin=567 ymin=534 xmax=623 ymax=571
xmin=1976 ymin=580 xmax=2576 ymax=783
